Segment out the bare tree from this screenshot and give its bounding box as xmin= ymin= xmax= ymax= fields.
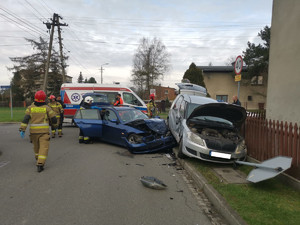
xmin=225 ymin=56 xmax=236 ymax=66
xmin=131 ymin=37 xmax=170 ymax=98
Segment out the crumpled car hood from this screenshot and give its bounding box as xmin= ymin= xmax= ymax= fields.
xmin=144 ymin=118 xmax=168 ymax=134
xmin=188 ymin=103 xmax=247 ymax=128
xmin=126 ymin=118 xmax=168 ymax=135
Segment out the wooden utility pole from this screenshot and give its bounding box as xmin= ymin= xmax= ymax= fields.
xmin=43 ymin=13 xmax=56 ymax=93
xmin=57 ymin=15 xmax=68 ymax=83
xmin=43 ymin=13 xmax=68 ymax=93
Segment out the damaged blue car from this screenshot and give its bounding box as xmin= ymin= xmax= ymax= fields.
xmin=73 ymin=106 xmax=176 ymax=153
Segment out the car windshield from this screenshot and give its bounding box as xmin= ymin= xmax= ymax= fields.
xmin=118 ymin=109 xmax=148 ymax=123
xmin=193 ymin=116 xmax=233 ymax=126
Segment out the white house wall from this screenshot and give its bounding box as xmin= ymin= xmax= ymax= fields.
xmin=267 ymin=0 xmax=300 ymax=124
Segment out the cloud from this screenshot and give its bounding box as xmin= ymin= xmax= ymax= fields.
xmin=0 ymin=0 xmax=272 ymax=88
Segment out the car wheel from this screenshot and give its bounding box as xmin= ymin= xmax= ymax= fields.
xmin=178 ymin=139 xmax=186 ymax=159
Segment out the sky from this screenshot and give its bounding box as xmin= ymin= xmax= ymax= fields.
xmin=0 ymin=0 xmax=273 ymax=88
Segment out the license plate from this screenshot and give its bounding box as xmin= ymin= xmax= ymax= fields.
xmin=210 ymin=151 xmax=231 ymax=159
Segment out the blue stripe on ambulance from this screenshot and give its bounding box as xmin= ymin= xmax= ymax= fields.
xmin=134 ymin=106 xmax=147 ymax=111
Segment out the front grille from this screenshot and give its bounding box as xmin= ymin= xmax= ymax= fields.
xmin=186 ymin=147 xmax=197 ymax=156
xmin=205 ymin=139 xmax=236 ymax=153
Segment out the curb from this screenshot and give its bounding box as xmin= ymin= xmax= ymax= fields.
xmin=177 ymin=158 xmax=248 ymax=225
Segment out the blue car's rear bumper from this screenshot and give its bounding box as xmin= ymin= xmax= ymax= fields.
xmin=123 ymin=135 xmax=176 ymax=154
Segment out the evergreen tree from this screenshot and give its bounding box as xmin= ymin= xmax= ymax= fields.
xmin=183 ymin=63 xmax=206 ymax=88
xmin=243 ymin=26 xmax=270 ymax=83
xmin=8 ymin=37 xmax=68 ymax=98
xmin=87 ymin=77 xmax=97 ymax=83
xmin=77 ymin=72 xmax=84 ymax=83
xmin=10 ymin=71 xmax=24 ymax=101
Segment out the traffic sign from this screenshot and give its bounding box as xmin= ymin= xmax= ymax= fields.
xmin=235 ymin=74 xmax=241 ymax=82
xmin=0 ymin=85 xmax=11 ymax=90
xmin=234 ymin=56 xmax=243 ymax=75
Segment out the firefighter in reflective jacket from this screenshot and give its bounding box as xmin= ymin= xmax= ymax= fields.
xmin=48 ymin=95 xmax=64 ymax=138
xmin=147 ymin=94 xmax=157 ymax=118
xmin=19 ymin=90 xmax=57 ymax=172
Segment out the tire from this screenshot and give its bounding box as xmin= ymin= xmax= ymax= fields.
xmin=177 ymin=139 xmax=187 ymax=159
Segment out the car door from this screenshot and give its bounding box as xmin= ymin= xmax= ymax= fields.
xmin=102 ymin=109 xmax=124 ymax=145
xmin=73 ymin=109 xmax=102 ymax=138
xmin=168 ymin=96 xmax=184 ymax=142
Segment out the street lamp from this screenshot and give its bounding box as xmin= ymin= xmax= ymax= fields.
xmin=100 ymin=63 xmax=109 ymax=84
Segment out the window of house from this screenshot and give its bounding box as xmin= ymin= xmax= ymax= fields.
xmin=216 ymin=95 xmax=228 ymax=102
xmin=251 ymin=76 xmax=263 ymax=85
xmin=164 ymin=90 xmax=168 ymax=95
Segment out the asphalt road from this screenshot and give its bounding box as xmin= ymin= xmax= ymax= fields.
xmin=0 ymin=123 xmax=227 ymax=225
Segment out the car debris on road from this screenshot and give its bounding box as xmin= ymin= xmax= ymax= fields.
xmin=140 ymin=176 xmax=167 ymax=190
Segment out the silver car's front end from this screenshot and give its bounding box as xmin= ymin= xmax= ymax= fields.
xmin=181 ymin=121 xmax=247 ymax=163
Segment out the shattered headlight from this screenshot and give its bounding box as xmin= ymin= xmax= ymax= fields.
xmin=187 ymin=131 xmax=205 ymax=146
xmin=235 ymin=140 xmax=246 ymax=154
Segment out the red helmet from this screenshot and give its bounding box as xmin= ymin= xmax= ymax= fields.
xmin=49 ymin=95 xmax=56 ymax=100
xmin=150 ymin=94 xmax=155 ymax=100
xmin=34 ymin=90 xmax=46 ymax=102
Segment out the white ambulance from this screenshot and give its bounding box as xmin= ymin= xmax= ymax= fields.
xmin=60 ymin=83 xmax=147 ymax=118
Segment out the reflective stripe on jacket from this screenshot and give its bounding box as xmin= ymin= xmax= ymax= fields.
xmin=19 ymin=103 xmax=57 ymax=134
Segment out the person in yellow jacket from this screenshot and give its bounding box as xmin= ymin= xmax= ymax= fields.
xmin=19 ymin=90 xmax=57 ymax=172
xmin=147 ymin=94 xmax=157 ymax=118
xmin=48 ymin=95 xmax=64 ymax=138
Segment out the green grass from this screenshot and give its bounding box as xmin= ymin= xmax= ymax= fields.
xmin=158 ymin=109 xmax=169 ymax=120
xmin=187 ymin=158 xmax=300 ymax=225
xmin=0 ymin=107 xmax=26 ymax=122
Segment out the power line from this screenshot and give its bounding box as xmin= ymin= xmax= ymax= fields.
xmin=0 ymin=13 xmax=40 ymax=38
xmin=39 ymin=0 xmax=55 ymax=15
xmin=25 ymin=0 xmax=47 ymax=20
xmin=0 ymin=6 xmax=47 ymax=37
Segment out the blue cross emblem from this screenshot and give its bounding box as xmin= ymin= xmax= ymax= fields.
xmin=71 ymin=93 xmax=81 ymax=102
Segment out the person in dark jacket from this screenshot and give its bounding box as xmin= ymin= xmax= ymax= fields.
xmin=79 ymin=96 xmax=93 ymax=143
xmin=56 ymin=95 xmax=66 ymax=128
xmin=232 ymin=96 xmax=241 ymax=106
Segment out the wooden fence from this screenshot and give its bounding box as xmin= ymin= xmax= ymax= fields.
xmin=245 ymin=112 xmax=299 ymax=180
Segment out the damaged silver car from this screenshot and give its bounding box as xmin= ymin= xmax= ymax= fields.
xmin=168 ymin=94 xmax=247 ymax=163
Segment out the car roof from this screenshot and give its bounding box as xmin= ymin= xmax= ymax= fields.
xmin=102 ymin=106 xmax=135 ymax=111
xmin=181 ymin=94 xmax=218 ymax=104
